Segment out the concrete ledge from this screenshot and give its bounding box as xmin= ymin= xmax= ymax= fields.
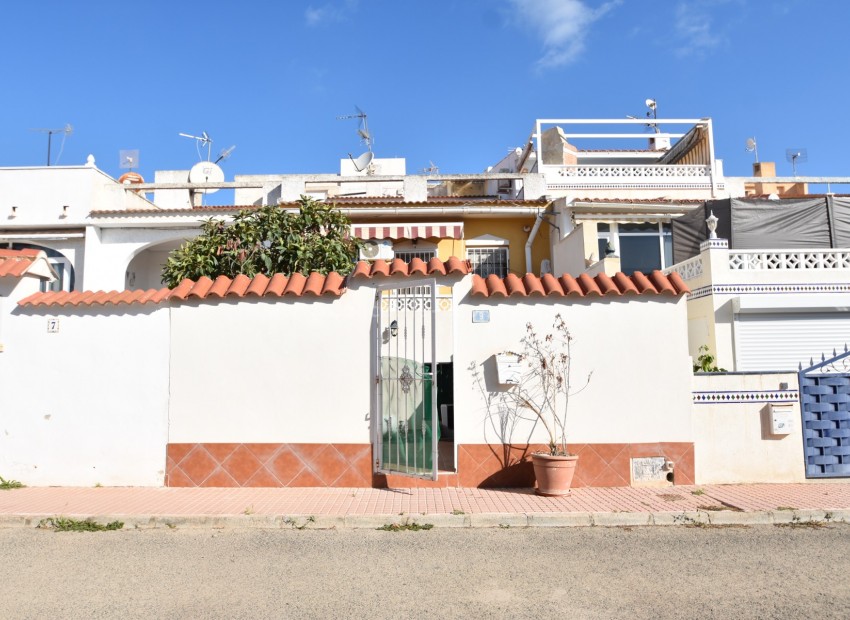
xmin=592 ymin=512 xmax=652 ymax=527
xmin=705 ymin=510 xmax=772 ymax=526
xmin=468 ymin=513 xmax=529 ymax=528
xmin=528 ymin=512 xmax=593 ymax=527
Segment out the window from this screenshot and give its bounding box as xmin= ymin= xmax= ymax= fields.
xmin=467 ymin=247 xmax=510 ymax=278
xmin=596 ymin=222 xmax=672 ymax=274
xmin=394 ymin=249 xmax=437 ymax=263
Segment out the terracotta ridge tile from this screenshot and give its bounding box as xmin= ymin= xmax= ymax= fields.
xmin=369 ymin=260 xmax=391 ymax=277
xmin=188 ymin=276 xmax=214 ymax=299
xmin=245 ymin=273 xmax=270 ymax=296
xmin=208 ymin=275 xmax=233 ymax=298
xmin=302 ymin=272 xmax=326 ymax=295
xmin=150 ymin=288 xmax=172 ymax=304
xmin=444 ymin=257 xmax=469 ymax=275
xmin=426 ymin=257 xmax=447 ymax=276
xmin=74 ymin=291 xmax=101 ymax=306
xmin=504 ymin=274 xmax=527 ymax=297
xmin=576 ymin=273 xmax=602 ymax=296
xmin=227 ymin=274 xmax=251 ymax=297
xmin=470 ymin=274 xmax=489 ymax=297
xmin=522 ymin=274 xmax=546 ymax=296
xmin=351 ymin=262 xmax=373 ymax=278
xmin=539 ymin=273 xmax=563 ymax=296
xmin=321 ymin=271 xmax=345 ymax=296
xmin=389 ymin=258 xmax=409 ymax=276
xmin=283 ymin=272 xmax=306 ymax=296
xmin=649 ymin=270 xmax=676 ymax=295
xmin=90 ymin=291 xmax=113 ymax=305
xmin=558 ymin=274 xmax=583 ymax=296
xmin=170 ymin=279 xmax=195 ymax=301
xmin=594 ymin=273 xmax=621 ymax=296
xmin=407 ymin=257 xmax=428 ymax=276
xmin=631 ymin=271 xmax=657 ymax=294
xmin=265 ymin=273 xmax=288 ymax=296
xmin=485 ymin=274 xmax=507 ymax=297
xmin=112 ymin=290 xmax=136 ymax=305
xmin=612 ymin=272 xmax=640 ymax=295
xmin=666 ymin=271 xmax=690 ymax=295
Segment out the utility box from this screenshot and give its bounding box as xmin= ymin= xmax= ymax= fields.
xmin=495 ymin=353 xmax=522 ymax=385
xmin=768 ymin=403 xmax=794 ymax=435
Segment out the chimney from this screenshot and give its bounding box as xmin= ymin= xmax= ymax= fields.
xmin=541 ymin=127 xmax=578 ymax=166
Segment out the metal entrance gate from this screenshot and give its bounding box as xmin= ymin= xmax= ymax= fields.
xmin=799 ymin=347 xmax=850 ymax=478
xmin=374 ymin=281 xmax=438 ymax=480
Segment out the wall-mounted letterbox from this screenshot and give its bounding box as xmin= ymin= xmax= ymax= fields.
xmin=495 ymin=353 xmax=522 ymax=385
xmin=768 ymin=403 xmax=794 ymax=435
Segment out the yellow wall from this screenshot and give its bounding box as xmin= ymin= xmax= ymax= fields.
xmin=460 ymin=217 xmax=550 ymax=276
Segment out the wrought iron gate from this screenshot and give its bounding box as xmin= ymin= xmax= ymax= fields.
xmin=799 ymin=347 xmax=850 ymax=478
xmin=374 ymin=281 xmax=438 ymax=480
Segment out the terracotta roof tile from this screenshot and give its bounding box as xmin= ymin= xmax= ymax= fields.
xmin=0 ymin=248 xmax=42 ymax=277
xmin=349 ymin=257 xmax=470 ymax=279
xmin=18 ymin=258 xmax=470 ymax=308
xmin=470 ymin=271 xmax=690 ymax=299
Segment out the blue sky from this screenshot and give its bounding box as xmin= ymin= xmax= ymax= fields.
xmin=1 ymin=0 xmax=847 ymax=198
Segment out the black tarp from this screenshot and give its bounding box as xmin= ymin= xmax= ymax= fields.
xmin=672 ymin=197 xmax=848 ymax=263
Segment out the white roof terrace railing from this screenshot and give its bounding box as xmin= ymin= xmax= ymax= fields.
xmin=729 ymin=249 xmax=850 ymax=271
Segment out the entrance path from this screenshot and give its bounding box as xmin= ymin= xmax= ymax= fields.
xmin=2 ymin=484 xmax=850 ymax=528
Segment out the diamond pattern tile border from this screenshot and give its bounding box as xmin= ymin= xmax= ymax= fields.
xmin=167 ymin=443 xmax=373 ymax=488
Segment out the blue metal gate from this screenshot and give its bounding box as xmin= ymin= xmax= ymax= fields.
xmin=799 ymin=348 xmax=850 ymax=478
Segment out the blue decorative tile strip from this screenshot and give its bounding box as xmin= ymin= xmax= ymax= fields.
xmin=693 ymin=389 xmax=799 ymax=404
xmin=687 ymin=283 xmax=850 ymax=301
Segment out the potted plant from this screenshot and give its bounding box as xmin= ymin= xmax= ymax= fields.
xmin=510 ymin=314 xmax=591 ymax=496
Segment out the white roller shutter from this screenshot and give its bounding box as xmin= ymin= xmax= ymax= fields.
xmin=736 ymin=312 xmax=850 ymax=372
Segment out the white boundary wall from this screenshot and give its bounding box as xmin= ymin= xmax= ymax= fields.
xmin=0 ymin=287 xmax=170 ymax=486
xmin=451 ymin=277 xmax=694 ymax=446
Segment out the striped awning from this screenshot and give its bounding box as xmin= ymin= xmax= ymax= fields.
xmin=351 ymin=222 xmax=463 ymax=241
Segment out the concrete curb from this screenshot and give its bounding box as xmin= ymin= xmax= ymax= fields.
xmin=1 ymin=509 xmax=848 ymax=531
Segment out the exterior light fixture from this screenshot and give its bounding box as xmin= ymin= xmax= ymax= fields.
xmin=706 ymin=210 xmax=719 ymax=239
xmin=10 ymin=206 xmax=17 ymax=218
xmin=60 ymin=205 xmax=69 ymax=218
xmin=390 ymin=320 xmax=398 ymax=338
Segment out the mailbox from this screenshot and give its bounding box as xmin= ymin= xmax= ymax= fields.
xmin=768 ymin=403 xmax=794 ymax=435
xmin=495 ymin=353 xmax=523 ymax=385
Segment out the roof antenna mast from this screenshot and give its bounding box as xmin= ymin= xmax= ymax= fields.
xmin=31 ymin=124 xmax=73 ymax=166
xmin=337 ymin=106 xmax=375 ymax=172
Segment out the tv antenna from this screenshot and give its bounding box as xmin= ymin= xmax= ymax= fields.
xmin=785 ymin=148 xmax=807 ymax=176
xmin=337 ymin=106 xmax=375 ymax=171
xmin=745 ymin=137 xmax=759 ymax=163
xmin=422 ymin=161 xmax=439 ymax=175
xmin=119 ymin=149 xmax=140 ymax=171
xmin=215 ymin=145 xmax=236 ymax=164
xmin=31 ymin=124 xmax=73 ymax=166
xmin=178 ymin=130 xmax=214 ymax=161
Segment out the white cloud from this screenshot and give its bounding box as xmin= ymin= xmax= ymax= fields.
xmin=305 ymin=1 xmax=357 ymax=27
xmin=673 ymin=0 xmax=736 ymax=56
xmin=509 ymin=0 xmax=620 ymax=70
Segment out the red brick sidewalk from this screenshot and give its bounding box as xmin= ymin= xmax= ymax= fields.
xmin=2 ymin=484 xmax=849 ymax=519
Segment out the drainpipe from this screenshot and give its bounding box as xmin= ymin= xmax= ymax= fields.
xmin=525 ymin=201 xmax=552 ymax=274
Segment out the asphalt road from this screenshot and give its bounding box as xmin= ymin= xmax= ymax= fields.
xmin=1 ymin=523 xmax=848 ymax=619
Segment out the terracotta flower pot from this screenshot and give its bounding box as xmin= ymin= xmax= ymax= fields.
xmin=531 ymin=453 xmax=579 ymax=496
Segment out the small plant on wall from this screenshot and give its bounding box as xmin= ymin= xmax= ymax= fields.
xmin=693 ymin=345 xmax=726 ymax=373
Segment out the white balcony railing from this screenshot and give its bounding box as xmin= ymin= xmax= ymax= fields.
xmin=543 ymin=164 xmax=714 ymax=190
xmin=728 ymin=250 xmax=850 ymax=271
xmin=663 ymin=256 xmax=703 ymax=280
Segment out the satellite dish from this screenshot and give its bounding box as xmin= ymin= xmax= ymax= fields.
xmin=745 ymin=137 xmax=758 ymax=163
xmin=188 ymin=161 xmax=225 ymax=194
xmin=645 ymin=98 xmax=657 ymax=110
xmin=119 ymin=149 xmax=140 ymax=170
xmin=350 ymin=151 xmax=374 ymax=172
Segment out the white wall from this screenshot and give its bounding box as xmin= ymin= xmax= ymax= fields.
xmin=168 ymin=284 xmax=376 ymax=444
xmin=452 ymin=277 xmax=694 ymax=446
xmin=0 ymin=301 xmax=170 ymax=486
xmin=693 ymin=373 xmax=806 ymax=484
